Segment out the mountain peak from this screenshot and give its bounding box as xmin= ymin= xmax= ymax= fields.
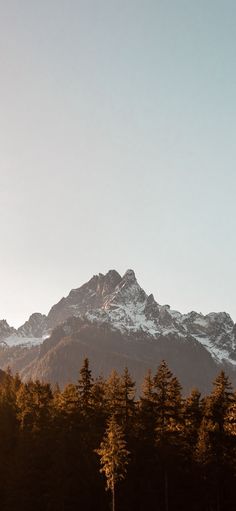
xmin=2 ymin=268 xmax=236 ymax=371
xmin=122 ymin=269 xmax=136 ymax=281
xmin=0 ymin=320 xmax=16 ymax=340
xmin=1 ymin=268 xmax=236 ymax=392
xmin=105 ymin=269 xmax=121 ymax=279
xmin=18 ymin=312 xmax=48 ymax=338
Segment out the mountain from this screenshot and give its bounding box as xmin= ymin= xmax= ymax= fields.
xmin=0 ymin=269 xmax=236 ymax=393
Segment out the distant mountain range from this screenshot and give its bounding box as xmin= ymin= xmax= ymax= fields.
xmin=0 ymin=269 xmax=236 ymax=393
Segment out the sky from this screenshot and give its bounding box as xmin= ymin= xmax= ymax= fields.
xmin=0 ymin=0 xmax=236 ymax=327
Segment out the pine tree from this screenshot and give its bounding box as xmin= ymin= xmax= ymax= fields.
xmin=120 ymin=367 xmax=135 ymax=428
xmin=153 ymin=361 xmax=183 ymax=511
xmin=91 ymin=375 xmax=108 ymax=433
xmin=77 ymin=358 xmax=93 ymax=415
xmin=139 ymin=369 xmax=156 ymax=443
xmin=184 ymin=388 xmax=202 ymax=452
xmin=96 ymin=415 xmax=130 ymax=511
xmin=196 ymin=372 xmax=234 ymax=511
xmin=105 ymin=370 xmax=123 ymax=417
xmin=17 ymin=379 xmax=53 ymax=432
xmin=153 ymin=361 xmax=183 ymax=440
xmin=225 ymin=391 xmax=236 ymax=435
xmin=55 ymin=383 xmax=80 ymax=428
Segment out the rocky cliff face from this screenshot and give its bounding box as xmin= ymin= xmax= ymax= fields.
xmin=0 ymin=320 xmax=16 ymax=341
xmin=0 ymin=269 xmax=236 ymax=392
xmin=45 ymin=269 xmax=236 ymax=367
xmin=18 ymin=313 xmax=48 ymax=338
xmin=47 ymin=270 xmax=122 ymax=328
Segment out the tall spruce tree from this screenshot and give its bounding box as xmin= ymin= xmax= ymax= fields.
xmin=120 ymin=367 xmax=135 ymax=429
xmin=77 ymin=357 xmax=93 ymax=414
xmin=184 ymin=388 xmax=202 ymax=452
xmin=153 ymin=361 xmax=183 ymax=511
xmin=139 ymin=369 xmax=157 ymax=443
xmin=96 ymin=415 xmax=130 ymax=511
xmin=105 ymin=370 xmax=123 ymax=417
xmin=196 ymin=372 xmax=234 ymax=511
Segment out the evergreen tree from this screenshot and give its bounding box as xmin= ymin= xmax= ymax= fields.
xmin=120 ymin=367 xmax=136 ymax=429
xmin=77 ymin=357 xmax=93 ymax=414
xmin=1 ymin=359 xmax=236 ymax=510
xmin=105 ymin=370 xmax=123 ymax=417
xmin=184 ymin=388 xmax=202 ymax=452
xmin=96 ymin=415 xmax=130 ymax=511
xmin=17 ymin=379 xmax=53 ymax=432
xmin=153 ymin=361 xmax=183 ymax=511
xmin=153 ymin=361 xmax=183 ymax=440
xmin=138 ymin=369 xmax=157 ymax=447
xmin=196 ymin=372 xmax=234 ymax=511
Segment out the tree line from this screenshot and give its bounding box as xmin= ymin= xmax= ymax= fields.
xmin=0 ymin=359 xmax=236 ymax=510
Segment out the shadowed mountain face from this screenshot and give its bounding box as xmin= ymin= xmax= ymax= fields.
xmin=0 ymin=269 xmax=236 ymax=393
xmin=47 ymin=270 xmax=122 ymax=328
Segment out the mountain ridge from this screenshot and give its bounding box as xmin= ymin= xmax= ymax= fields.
xmin=0 ymin=269 xmax=236 ymax=392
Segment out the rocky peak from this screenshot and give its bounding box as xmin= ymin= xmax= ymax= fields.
xmin=47 ymin=270 xmax=123 ymax=328
xmin=0 ymin=320 xmax=16 ymax=340
xmin=18 ymin=313 xmax=48 ymax=338
xmin=122 ymin=269 xmax=136 ymax=281
xmin=1 ymin=268 xmax=236 ymax=370
xmin=103 ymin=269 xmax=147 ymax=309
xmin=98 ymin=270 xmax=122 ymax=296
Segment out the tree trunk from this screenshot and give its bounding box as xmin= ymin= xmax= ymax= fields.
xmin=164 ymin=469 xmax=169 ymax=511
xmin=216 ymin=488 xmax=220 ymax=511
xmin=112 ymin=485 xmax=115 ymax=511
xmin=111 ymin=478 xmax=115 ymax=511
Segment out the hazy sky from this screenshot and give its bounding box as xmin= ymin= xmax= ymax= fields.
xmin=0 ymin=0 xmax=236 ymax=327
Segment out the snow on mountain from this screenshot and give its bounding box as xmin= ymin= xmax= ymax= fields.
xmin=45 ymin=269 xmax=236 ymax=366
xmin=0 ymin=312 xmax=48 ymax=348
xmin=17 ymin=313 xmax=48 ymax=338
xmin=0 ymin=320 xmax=16 ymax=340
xmin=0 ymin=269 xmax=235 ymax=367
xmin=87 ymin=269 xmax=162 ymax=336
xmin=3 ymin=335 xmax=44 ymax=348
xmin=179 ymin=310 xmax=236 ymax=365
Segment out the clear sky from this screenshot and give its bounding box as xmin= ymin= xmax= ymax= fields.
xmin=0 ymin=0 xmax=236 ymax=327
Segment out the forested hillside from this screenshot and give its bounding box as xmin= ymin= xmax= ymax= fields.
xmin=0 ymin=360 xmax=236 ymax=511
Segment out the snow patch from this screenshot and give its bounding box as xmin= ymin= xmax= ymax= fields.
xmin=4 ymin=335 xmax=43 ymax=348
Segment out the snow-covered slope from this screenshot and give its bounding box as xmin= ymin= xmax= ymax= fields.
xmin=0 ymin=315 xmax=47 ymax=348
xmin=46 ymin=269 xmax=236 ymax=366
xmin=0 ymin=269 xmax=236 ymax=367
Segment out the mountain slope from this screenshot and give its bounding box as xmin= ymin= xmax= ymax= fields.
xmin=0 ymin=269 xmax=236 ymax=392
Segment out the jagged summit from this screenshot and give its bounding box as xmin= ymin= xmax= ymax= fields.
xmin=45 ymin=269 xmax=236 ymax=366
xmin=0 ymin=269 xmax=235 ymax=370
xmin=18 ymin=313 xmax=48 ymax=338
xmin=0 ymin=320 xmax=16 ymax=340
xmin=122 ymin=269 xmax=136 ymax=280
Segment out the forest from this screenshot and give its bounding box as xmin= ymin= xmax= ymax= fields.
xmin=0 ymin=359 xmax=236 ymax=511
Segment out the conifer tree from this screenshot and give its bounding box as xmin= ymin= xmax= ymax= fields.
xmin=96 ymin=415 xmax=130 ymax=511
xmin=196 ymin=372 xmax=234 ymax=511
xmin=184 ymin=388 xmax=202 ymax=452
xmin=55 ymin=383 xmax=80 ymax=426
xmin=120 ymin=367 xmax=135 ymax=428
xmin=139 ymin=369 xmax=156 ymax=443
xmin=17 ymin=379 xmax=53 ymax=432
xmin=206 ymin=371 xmax=233 ymax=432
xmin=91 ymin=375 xmax=108 ymax=432
xmin=225 ymin=391 xmax=236 ymax=435
xmin=105 ymin=370 xmax=123 ymax=417
xmin=153 ymin=361 xmax=183 ymax=511
xmin=153 ymin=361 xmax=183 ymax=439
xmin=77 ymin=358 xmax=93 ymax=415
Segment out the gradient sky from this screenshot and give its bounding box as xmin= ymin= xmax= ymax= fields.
xmin=0 ymin=0 xmax=236 ymax=327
